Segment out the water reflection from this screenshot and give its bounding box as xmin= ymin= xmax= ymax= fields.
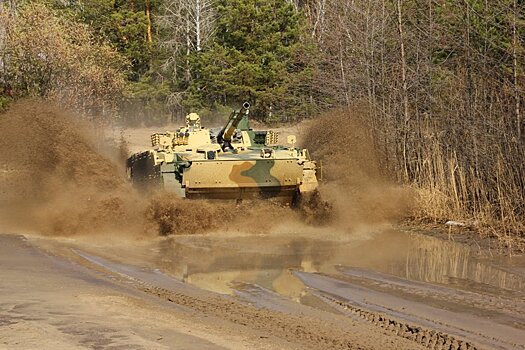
xmin=403 ymin=234 xmax=525 ymax=293
xmin=153 ymin=230 xmax=525 ymax=296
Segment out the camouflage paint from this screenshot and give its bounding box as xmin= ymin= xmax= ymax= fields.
xmin=229 ymin=160 xmax=289 ymax=199
xmin=126 ymin=103 xmax=318 ymax=203
xmin=229 ymin=161 xmax=280 ymax=185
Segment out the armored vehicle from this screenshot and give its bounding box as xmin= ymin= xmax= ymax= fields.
xmin=126 ymin=103 xmax=318 ymax=204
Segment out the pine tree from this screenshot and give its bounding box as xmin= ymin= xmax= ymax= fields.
xmin=184 ymin=0 xmax=318 ymax=121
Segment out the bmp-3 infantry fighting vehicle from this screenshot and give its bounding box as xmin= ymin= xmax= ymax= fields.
xmin=126 ymin=103 xmax=319 ymax=204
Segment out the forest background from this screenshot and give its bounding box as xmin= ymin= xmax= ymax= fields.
xmin=0 ymin=0 xmax=523 ymax=242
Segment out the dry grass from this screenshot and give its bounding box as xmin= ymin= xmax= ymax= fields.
xmin=305 ymin=106 xmax=524 ymax=250
xmin=407 ymin=128 xmax=525 ymax=249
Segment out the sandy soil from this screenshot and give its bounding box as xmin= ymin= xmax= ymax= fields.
xmin=2 ymin=227 xmax=524 ymax=350
xmin=0 ymin=233 xmax=428 ymax=350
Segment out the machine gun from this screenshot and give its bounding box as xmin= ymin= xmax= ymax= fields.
xmin=217 ymin=102 xmax=250 ymax=151
xmin=127 ymin=100 xmax=319 ymax=203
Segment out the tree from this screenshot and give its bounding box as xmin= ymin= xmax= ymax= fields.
xmin=159 ymin=0 xmax=217 ymax=85
xmin=182 ymin=0 xmax=319 ymax=121
xmin=63 ymin=0 xmax=171 ymax=124
xmin=0 ymin=2 xmax=128 ymax=118
xmin=307 ymin=0 xmax=525 ymax=235
xmin=67 ymin=0 xmax=158 ymax=81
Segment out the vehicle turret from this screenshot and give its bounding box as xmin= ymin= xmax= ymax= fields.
xmin=217 ymin=102 xmax=251 ymax=151
xmin=126 ymin=103 xmax=319 ymax=204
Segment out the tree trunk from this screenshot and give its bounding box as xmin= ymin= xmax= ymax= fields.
xmin=196 ymin=0 xmax=201 ymax=51
xmin=397 ymin=0 xmax=410 ymax=180
xmin=397 ymin=0 xmax=409 ymax=124
xmin=512 ymin=0 xmax=521 ymax=139
xmin=185 ymin=17 xmax=191 ymax=83
xmin=464 ymin=0 xmax=473 ymax=121
xmin=146 ymin=0 xmax=153 ymax=44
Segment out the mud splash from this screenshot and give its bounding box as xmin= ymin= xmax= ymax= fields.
xmin=0 ymin=100 xmax=301 ymax=237
xmin=0 ymin=100 xmax=145 ymax=236
xmin=303 ymin=107 xmax=413 ymax=228
xmin=0 ymin=100 xmax=412 ymax=238
xmin=145 ymin=193 xmax=300 ymax=236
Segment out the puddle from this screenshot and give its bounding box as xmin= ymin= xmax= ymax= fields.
xmin=145 ymin=229 xmax=525 ymax=298
xmin=27 ymin=228 xmax=525 ymax=350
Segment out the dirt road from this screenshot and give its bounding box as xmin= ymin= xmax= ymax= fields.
xmin=1 ymin=105 xmax=524 ymax=349
xmin=0 ymin=232 xmax=428 ymax=350
xmin=1 ymin=228 xmax=524 ymax=350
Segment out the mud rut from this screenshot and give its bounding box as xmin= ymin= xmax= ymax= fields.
xmin=320 ymin=294 xmax=476 ymax=350
xmin=83 ymin=265 xmax=377 ymax=349
xmin=108 ymin=270 xmax=481 ymax=350
xmin=67 ymin=247 xmax=518 ymax=350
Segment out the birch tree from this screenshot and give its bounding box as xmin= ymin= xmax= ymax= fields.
xmin=181 ymin=0 xmax=319 ymax=121
xmin=159 ymin=0 xmax=217 ymax=83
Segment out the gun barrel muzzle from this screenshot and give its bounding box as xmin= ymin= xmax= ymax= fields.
xmin=242 ymin=102 xmax=250 ymax=109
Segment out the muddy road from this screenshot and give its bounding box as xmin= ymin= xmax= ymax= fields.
xmin=1 ymin=227 xmax=524 ymax=350
xmin=1 ymin=102 xmax=524 ymax=349
xmin=0 ymin=232 xmax=421 ymax=350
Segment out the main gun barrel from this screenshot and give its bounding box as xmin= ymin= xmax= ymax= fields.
xmin=218 ymin=102 xmax=250 ymax=150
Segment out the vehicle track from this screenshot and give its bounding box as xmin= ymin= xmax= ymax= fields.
xmin=338 ymin=266 xmax=525 ymax=320
xmin=71 ymin=248 xmax=525 ymax=350
xmin=295 ymin=271 xmax=525 ymax=350
xmin=316 ymin=292 xmax=477 ymax=350
xmin=39 ymin=243 xmax=525 ymax=350
xmin=73 ymin=250 xmax=424 ymax=350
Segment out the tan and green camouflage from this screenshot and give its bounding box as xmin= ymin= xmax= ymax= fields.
xmin=126 ymin=103 xmax=318 ymax=204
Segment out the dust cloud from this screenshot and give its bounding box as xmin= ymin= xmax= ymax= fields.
xmin=0 ymin=100 xmax=299 ymax=237
xmin=0 ymin=100 xmax=144 ymax=236
xmin=0 ymin=100 xmax=410 ymax=238
xmin=303 ymin=107 xmax=413 ymax=230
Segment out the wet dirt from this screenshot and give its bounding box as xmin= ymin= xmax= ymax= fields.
xmin=1 ymin=233 xmax=431 ymax=350
xmin=24 ymin=226 xmax=525 ymax=349
xmin=63 ymin=228 xmax=519 ymax=296
xmin=0 ymin=234 xmax=296 ymax=350
xmin=1 ymin=101 xmax=524 ymax=349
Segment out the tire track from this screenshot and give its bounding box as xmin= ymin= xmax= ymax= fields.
xmin=316 ymin=292 xmax=478 ymax=350
xmin=337 ymin=266 xmax=525 ymax=319
xmin=73 ymin=250 xmax=424 ymax=350
xmin=295 ymin=271 xmax=525 ymax=350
